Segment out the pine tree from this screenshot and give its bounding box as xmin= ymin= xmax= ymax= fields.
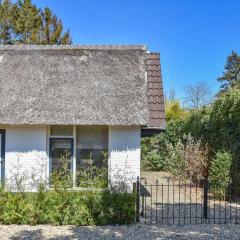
xmin=13 ymin=0 xmax=42 ymax=44
xmin=0 ymin=0 xmax=14 ymax=44
xmin=218 ymin=51 xmax=240 ymax=92
xmin=0 ymin=0 xmax=72 ymax=44
xmin=40 ymin=7 xmax=71 ymax=45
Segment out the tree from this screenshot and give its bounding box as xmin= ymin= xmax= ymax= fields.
xmin=183 ymin=82 xmax=212 ymax=109
xmin=0 ymin=0 xmax=72 ymax=44
xmin=40 ymin=7 xmax=71 ymax=45
xmin=208 ymin=88 xmax=240 ymax=184
xmin=165 ymin=99 xmax=188 ymax=122
xmin=13 ymin=0 xmax=42 ymax=44
xmin=218 ymin=51 xmax=240 ymax=92
xmin=0 ymin=0 xmax=14 ymax=44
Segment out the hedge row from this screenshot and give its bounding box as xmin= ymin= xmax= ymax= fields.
xmin=0 ymin=188 xmax=136 ymax=225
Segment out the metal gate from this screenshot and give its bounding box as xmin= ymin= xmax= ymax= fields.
xmin=135 ymin=177 xmax=240 ymax=225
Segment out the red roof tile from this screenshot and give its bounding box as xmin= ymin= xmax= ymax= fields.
xmin=145 ymin=53 xmax=166 ymax=129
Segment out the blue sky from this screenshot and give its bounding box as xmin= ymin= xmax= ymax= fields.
xmin=33 ymin=0 xmax=240 ymax=100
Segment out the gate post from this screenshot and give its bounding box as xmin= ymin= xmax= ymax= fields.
xmin=136 ymin=176 xmax=140 ymax=222
xmin=203 ymin=179 xmax=209 ymax=220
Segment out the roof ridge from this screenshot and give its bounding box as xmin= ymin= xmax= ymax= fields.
xmin=0 ymin=44 xmax=147 ymax=51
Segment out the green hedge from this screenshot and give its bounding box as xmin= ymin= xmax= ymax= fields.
xmin=0 ymin=189 xmax=136 ymax=225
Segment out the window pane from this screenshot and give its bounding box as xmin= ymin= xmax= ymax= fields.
xmin=50 ymin=125 xmax=73 ymax=136
xmin=76 ymin=126 xmax=108 ymax=169
xmin=50 ymin=138 xmax=73 ymax=173
xmin=76 ymin=148 xmax=107 ymax=169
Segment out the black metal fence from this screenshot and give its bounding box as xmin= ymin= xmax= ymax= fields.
xmin=135 ymin=177 xmax=240 ymax=225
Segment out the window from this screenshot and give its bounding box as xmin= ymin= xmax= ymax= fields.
xmin=49 ymin=126 xmax=74 ymax=177
xmin=48 ymin=125 xmax=108 ymax=187
xmin=76 ymin=126 xmax=108 ymax=170
xmin=49 ymin=138 xmax=73 ymax=173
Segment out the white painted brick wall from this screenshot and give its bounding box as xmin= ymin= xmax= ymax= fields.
xmin=108 ymin=126 xmax=141 ymax=191
xmin=3 ymin=125 xmax=141 ymax=192
xmin=5 ymin=126 xmax=47 ymax=191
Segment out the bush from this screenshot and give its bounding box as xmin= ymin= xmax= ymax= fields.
xmin=0 ymin=191 xmax=33 ymax=224
xmin=0 ymin=190 xmax=136 ymax=225
xmin=165 ymin=99 xmax=188 ymax=122
xmin=165 ymin=139 xmax=187 ymax=180
xmin=141 ymin=134 xmax=167 ymax=171
xmin=165 ymin=134 xmax=209 ymax=182
xmin=101 ymin=191 xmax=136 ymax=224
xmin=0 ymin=154 xmax=136 ymax=226
xmin=208 ymin=88 xmax=240 ymax=185
xmin=183 ymin=135 xmax=209 ymax=182
xmin=209 ymin=151 xmax=232 ymax=196
xmin=181 ymin=89 xmax=240 ymax=185
xmin=141 ymin=120 xmax=186 ymax=171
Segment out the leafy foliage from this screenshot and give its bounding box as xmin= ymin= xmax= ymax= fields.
xmin=141 ymin=133 xmax=167 ymax=171
xmin=165 ymin=139 xmax=187 ymax=179
xmin=142 ymin=130 xmax=209 ymax=182
xmin=0 ymin=190 xmax=136 ymax=225
xmin=209 ymin=151 xmax=232 ymax=197
xmin=0 ymin=153 xmax=136 ymax=225
xmin=208 ymin=88 xmax=240 ymax=184
xmin=182 ymin=107 xmax=211 ymax=144
xmin=141 ymin=120 xmax=186 ymax=171
xmin=165 ymin=134 xmax=209 ymax=182
xmin=165 ymin=99 xmax=188 ymax=122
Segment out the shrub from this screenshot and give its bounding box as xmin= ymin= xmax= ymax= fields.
xmin=0 ymin=191 xmax=32 ymax=224
xmin=209 ymin=151 xmax=232 ymax=196
xmin=208 ymin=88 xmax=240 ymax=185
xmin=141 ymin=120 xmax=186 ymax=171
xmin=165 ymin=99 xmax=188 ymax=122
xmin=0 ymin=190 xmax=136 ymax=225
xmin=165 ymin=134 xmax=209 ymax=182
xmin=165 ymin=140 xmax=187 ymax=180
xmin=141 ymin=134 xmax=167 ymax=171
xmin=183 ymin=135 xmax=209 ymax=182
xmin=0 ymin=153 xmax=136 ymax=226
xmin=181 ymin=89 xmax=240 ymax=185
xmin=101 ymin=191 xmax=136 ymax=224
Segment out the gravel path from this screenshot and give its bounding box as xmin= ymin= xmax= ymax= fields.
xmin=1 ymin=223 xmax=240 ymax=240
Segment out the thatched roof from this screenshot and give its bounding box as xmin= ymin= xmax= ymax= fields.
xmin=0 ymin=45 xmax=165 ymax=127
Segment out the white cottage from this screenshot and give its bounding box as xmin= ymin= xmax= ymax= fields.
xmin=0 ymin=45 xmax=165 ymax=191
